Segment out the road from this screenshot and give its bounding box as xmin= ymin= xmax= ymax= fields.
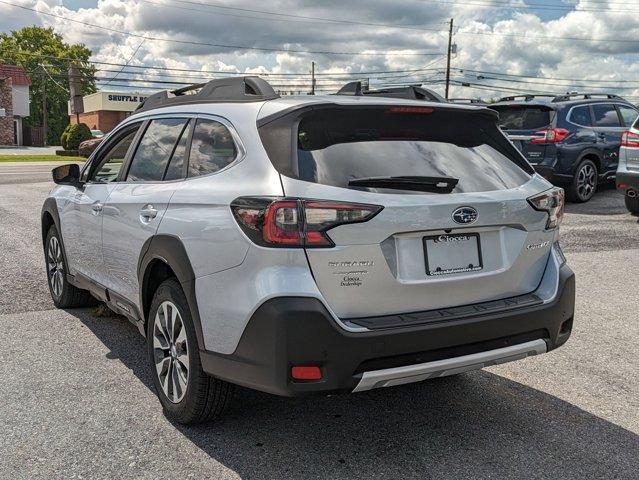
xmin=0 ymin=161 xmax=82 ymax=185
xmin=0 ymin=169 xmax=637 ymax=479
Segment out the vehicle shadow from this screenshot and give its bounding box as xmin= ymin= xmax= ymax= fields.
xmin=564 ymin=183 xmax=628 ymax=216
xmin=70 ymin=309 xmax=639 ymax=480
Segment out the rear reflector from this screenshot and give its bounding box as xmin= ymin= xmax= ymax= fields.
xmin=291 ymin=366 xmax=322 ymax=381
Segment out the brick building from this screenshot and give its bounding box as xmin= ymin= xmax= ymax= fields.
xmin=0 ymin=65 xmax=31 ymax=146
xmin=69 ymin=91 xmax=148 ymax=133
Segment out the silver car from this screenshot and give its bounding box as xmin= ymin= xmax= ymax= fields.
xmin=617 ymin=124 xmax=639 ymax=214
xmin=41 ymin=77 xmax=575 ymax=424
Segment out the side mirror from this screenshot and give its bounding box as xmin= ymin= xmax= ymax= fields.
xmin=52 ymin=163 xmax=82 ymax=187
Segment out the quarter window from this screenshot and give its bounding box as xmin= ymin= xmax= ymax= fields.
xmin=617 ymin=105 xmax=638 ymax=127
xmin=592 ymin=104 xmax=621 ymax=127
xmin=90 ymin=127 xmax=139 ymax=183
xmin=127 ymin=118 xmax=188 ymax=182
xmin=569 ymin=106 xmax=592 ymax=126
xmin=187 ymin=119 xmax=237 ymax=177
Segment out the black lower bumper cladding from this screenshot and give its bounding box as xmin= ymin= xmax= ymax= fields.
xmin=617 ymin=171 xmax=639 ymax=191
xmin=200 ymin=264 xmax=575 ymax=397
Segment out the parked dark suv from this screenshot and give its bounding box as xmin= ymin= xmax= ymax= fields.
xmin=491 ymin=93 xmax=639 ymax=202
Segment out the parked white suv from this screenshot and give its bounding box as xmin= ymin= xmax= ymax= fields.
xmin=42 ymin=77 xmax=575 ymax=424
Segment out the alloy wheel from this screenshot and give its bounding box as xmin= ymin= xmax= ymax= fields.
xmin=576 ymin=163 xmax=596 ymax=201
xmin=47 ymin=235 xmax=64 ymax=299
xmin=153 ymin=301 xmax=189 ymax=403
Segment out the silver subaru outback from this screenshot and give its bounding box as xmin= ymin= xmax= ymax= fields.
xmin=42 ymin=77 xmax=575 ymax=424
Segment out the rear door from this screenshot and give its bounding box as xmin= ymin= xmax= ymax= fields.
xmin=491 ymin=104 xmax=553 ymax=164
xmin=261 ymin=105 xmax=555 ymax=319
xmin=590 ymin=103 xmax=626 ymax=174
xmin=101 ymin=117 xmax=192 ymax=304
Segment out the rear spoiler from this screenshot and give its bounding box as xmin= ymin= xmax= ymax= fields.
xmin=257 ymin=102 xmax=498 ymax=128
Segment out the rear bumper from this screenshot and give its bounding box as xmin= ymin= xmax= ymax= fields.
xmin=200 ymin=264 xmax=575 ymax=397
xmin=532 ymin=164 xmax=573 ymax=183
xmin=616 ymin=169 xmax=639 ymax=192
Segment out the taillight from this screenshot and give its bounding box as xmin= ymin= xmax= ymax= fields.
xmin=527 ymin=187 xmax=565 ymax=229
xmin=231 ymin=197 xmax=383 ymax=248
xmin=621 ymin=130 xmax=639 ymax=147
xmin=531 ymin=128 xmax=569 ymax=144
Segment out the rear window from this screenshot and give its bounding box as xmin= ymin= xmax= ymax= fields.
xmin=492 ymin=106 xmax=552 ymax=130
xmin=260 ymin=106 xmax=532 ymax=194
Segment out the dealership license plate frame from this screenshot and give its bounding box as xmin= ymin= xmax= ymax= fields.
xmin=423 ymin=232 xmax=483 ymax=276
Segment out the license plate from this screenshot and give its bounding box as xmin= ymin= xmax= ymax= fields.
xmin=423 ymin=233 xmax=482 ymax=276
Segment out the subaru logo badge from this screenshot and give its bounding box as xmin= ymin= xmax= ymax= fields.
xmin=452 ymin=206 xmax=478 ymax=225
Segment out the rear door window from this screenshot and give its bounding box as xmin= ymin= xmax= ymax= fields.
xmin=569 ymin=105 xmax=592 ymax=126
xmin=269 ymin=107 xmax=532 ymax=194
xmin=187 ymin=119 xmax=238 ymax=177
xmin=492 ymin=106 xmax=551 ymax=130
xmin=617 ymin=105 xmax=638 ymax=127
xmin=592 ymin=104 xmax=621 ymax=127
xmin=127 ymin=118 xmax=188 ymax=182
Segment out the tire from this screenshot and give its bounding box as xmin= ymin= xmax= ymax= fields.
xmin=147 ymin=278 xmax=233 ymax=424
xmin=625 ymin=194 xmax=639 ymax=214
xmin=567 ymin=159 xmax=598 ymax=203
xmin=44 ymin=225 xmax=96 ymax=308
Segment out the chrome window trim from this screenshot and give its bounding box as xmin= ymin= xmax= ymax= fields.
xmin=85 ymin=112 xmax=246 ymax=185
xmin=567 ymin=102 xmax=634 ymax=128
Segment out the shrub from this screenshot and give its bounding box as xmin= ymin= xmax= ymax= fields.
xmin=60 ymin=123 xmax=92 ymax=150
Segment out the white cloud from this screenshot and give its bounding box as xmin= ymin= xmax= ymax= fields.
xmin=1 ymin=0 xmax=638 ymax=100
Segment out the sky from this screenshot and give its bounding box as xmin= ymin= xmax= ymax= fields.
xmin=1 ymin=0 xmax=639 ymax=100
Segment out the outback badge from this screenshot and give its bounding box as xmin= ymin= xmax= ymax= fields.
xmin=452 ymin=206 xmax=478 ymax=225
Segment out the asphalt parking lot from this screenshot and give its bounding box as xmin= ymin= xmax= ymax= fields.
xmin=0 ymin=165 xmax=637 ymax=479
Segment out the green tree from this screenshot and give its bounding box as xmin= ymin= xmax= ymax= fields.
xmin=0 ymin=26 xmax=96 ymax=145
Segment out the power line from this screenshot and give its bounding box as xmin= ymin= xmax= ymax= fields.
xmin=142 ymin=0 xmax=440 ymax=32
xmin=421 ymin=0 xmax=639 ymax=14
xmin=2 ymin=50 xmax=447 ymax=78
xmin=454 ymin=67 xmax=639 ymax=84
xmin=0 ymin=1 xmax=442 ymax=56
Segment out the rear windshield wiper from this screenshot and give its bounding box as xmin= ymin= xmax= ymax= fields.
xmin=348 ymin=175 xmax=459 ymax=193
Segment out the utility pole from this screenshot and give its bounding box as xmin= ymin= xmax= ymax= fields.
xmin=311 ymin=61 xmax=316 ymax=95
xmin=41 ymin=67 xmax=48 ymax=147
xmin=445 ymin=18 xmax=454 ymax=100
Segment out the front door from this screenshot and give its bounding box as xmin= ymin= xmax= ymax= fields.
xmin=59 ymin=125 xmax=140 ymax=285
xmin=101 ymin=117 xmax=192 ymax=304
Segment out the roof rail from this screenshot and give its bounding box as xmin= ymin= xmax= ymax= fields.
xmin=551 ymin=92 xmax=623 ymax=102
xmin=335 ymin=81 xmax=445 ymax=102
xmin=498 ymin=94 xmax=556 ymax=102
xmin=136 ymin=76 xmax=280 ymax=112
xmin=448 ymin=98 xmax=484 ymax=104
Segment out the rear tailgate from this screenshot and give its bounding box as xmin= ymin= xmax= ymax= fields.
xmin=491 ymin=104 xmax=554 ymax=164
xmin=260 ymin=104 xmax=555 ymax=320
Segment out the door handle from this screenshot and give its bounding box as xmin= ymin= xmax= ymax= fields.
xmin=140 ymin=204 xmax=158 ymax=220
xmin=91 ymin=202 xmax=103 ymax=214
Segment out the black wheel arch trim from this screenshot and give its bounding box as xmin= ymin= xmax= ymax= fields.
xmin=574 ymin=150 xmax=601 ymax=174
xmin=138 ymin=234 xmax=206 ymax=350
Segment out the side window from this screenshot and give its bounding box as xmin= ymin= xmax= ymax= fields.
xmin=127 ymin=118 xmax=188 ymax=182
xmin=569 ymin=105 xmax=592 ymax=126
xmin=164 ymin=120 xmax=192 ymax=181
xmin=617 ymin=105 xmax=638 ymax=127
xmin=592 ymin=104 xmax=621 ymax=127
xmin=90 ymin=128 xmax=138 ymax=183
xmin=187 ymin=119 xmax=238 ymax=177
